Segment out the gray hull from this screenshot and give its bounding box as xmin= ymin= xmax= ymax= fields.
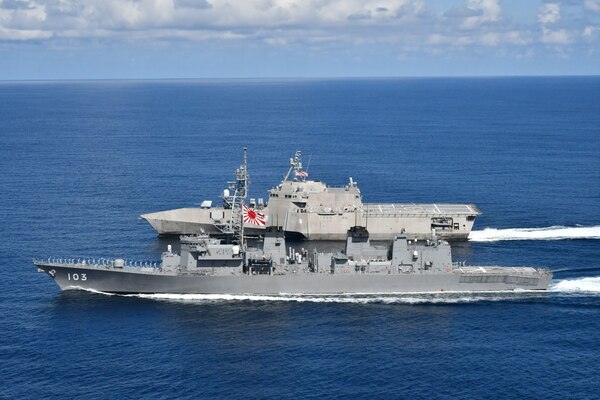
xmin=37 ymin=264 xmax=551 ymax=295
xmin=141 ymin=151 xmax=480 ymax=241
xmin=141 ymin=205 xmax=476 ymax=241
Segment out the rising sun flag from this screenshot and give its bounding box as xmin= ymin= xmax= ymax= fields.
xmin=243 ymin=204 xmax=266 ymax=226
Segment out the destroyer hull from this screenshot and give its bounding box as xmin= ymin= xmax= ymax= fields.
xmin=141 ymin=205 xmax=476 ymax=241
xmin=36 ymin=264 xmax=551 ymax=295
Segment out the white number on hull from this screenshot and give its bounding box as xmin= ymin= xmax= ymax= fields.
xmin=67 ymin=273 xmax=87 ymax=281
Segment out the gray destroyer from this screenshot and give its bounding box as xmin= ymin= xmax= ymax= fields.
xmin=34 ymin=226 xmax=551 ymax=295
xmin=141 ymin=150 xmax=480 ymax=241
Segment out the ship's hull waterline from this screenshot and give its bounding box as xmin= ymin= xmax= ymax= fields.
xmin=36 ymin=264 xmax=551 ymax=295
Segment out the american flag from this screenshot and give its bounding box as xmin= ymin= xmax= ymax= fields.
xmin=295 ymin=170 xmax=308 ymax=177
xmin=243 ymin=204 xmax=266 ymax=226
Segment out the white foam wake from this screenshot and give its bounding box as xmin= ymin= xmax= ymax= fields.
xmin=468 ymin=225 xmax=600 ymax=242
xmin=126 ymin=292 xmax=544 ymax=304
xmin=550 ymin=277 xmax=600 ymax=293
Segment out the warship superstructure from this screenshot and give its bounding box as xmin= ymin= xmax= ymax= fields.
xmin=141 ymin=151 xmax=480 ymax=241
xmin=34 ymin=226 xmax=551 ymax=294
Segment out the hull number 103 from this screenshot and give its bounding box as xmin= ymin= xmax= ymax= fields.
xmin=67 ymin=273 xmax=87 ymax=281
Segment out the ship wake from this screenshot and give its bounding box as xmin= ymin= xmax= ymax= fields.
xmin=468 ymin=225 xmax=600 ymax=242
xmin=549 ymin=276 xmax=600 ymax=293
xmin=128 ymin=292 xmax=545 ymax=304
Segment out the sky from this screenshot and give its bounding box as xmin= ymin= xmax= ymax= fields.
xmin=0 ymin=0 xmax=599 ymax=79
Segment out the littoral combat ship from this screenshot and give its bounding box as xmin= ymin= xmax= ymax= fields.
xmin=35 ymin=152 xmax=550 ymax=295
xmin=140 ymin=150 xmax=480 ymax=241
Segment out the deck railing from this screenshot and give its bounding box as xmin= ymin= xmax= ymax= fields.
xmin=33 ymin=257 xmax=160 ymax=269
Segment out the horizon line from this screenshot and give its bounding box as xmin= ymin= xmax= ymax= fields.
xmin=1 ymin=74 xmax=599 ymax=83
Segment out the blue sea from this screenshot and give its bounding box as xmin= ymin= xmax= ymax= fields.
xmin=1 ymin=77 xmax=599 ymax=399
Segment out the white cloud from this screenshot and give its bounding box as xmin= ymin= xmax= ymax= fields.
xmin=427 ymin=33 xmax=473 ymax=46
xmin=428 ymin=30 xmax=529 ymax=48
xmin=460 ymin=0 xmax=501 ymax=30
xmin=0 ymin=26 xmax=51 ymax=40
xmin=583 ymin=25 xmax=598 ymax=41
xmin=584 ymin=0 xmax=600 ymax=12
xmin=0 ymin=0 xmax=595 ymax=59
xmin=538 ymin=3 xmax=560 ymax=25
xmin=0 ymin=0 xmax=46 ymax=26
xmin=541 ymin=27 xmax=571 ymax=44
xmin=480 ymin=30 xmax=529 ymax=46
xmin=0 ymin=0 xmax=431 ymax=44
xmin=504 ymin=30 xmax=530 ymax=45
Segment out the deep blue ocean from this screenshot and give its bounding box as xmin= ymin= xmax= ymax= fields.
xmin=1 ymin=77 xmax=599 ymax=399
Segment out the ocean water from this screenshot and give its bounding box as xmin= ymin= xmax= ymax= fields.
xmin=1 ymin=77 xmax=599 ymax=399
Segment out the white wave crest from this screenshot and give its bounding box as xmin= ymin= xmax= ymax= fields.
xmin=550 ymin=277 xmax=600 ymax=293
xmin=72 ymin=286 xmax=116 ymax=295
xmin=469 ymin=225 xmax=600 ymax=242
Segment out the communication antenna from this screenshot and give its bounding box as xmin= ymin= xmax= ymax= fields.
xmin=216 ymin=147 xmax=249 ymax=248
xmin=282 ymin=150 xmax=303 ymax=182
xmin=305 ymin=154 xmax=312 ymax=175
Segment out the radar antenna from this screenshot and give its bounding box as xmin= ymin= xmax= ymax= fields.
xmin=216 ymin=147 xmax=249 ymax=249
xmin=282 ymin=150 xmax=307 ymax=182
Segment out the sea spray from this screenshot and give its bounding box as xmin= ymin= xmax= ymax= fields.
xmin=469 ymin=225 xmax=600 ymax=242
xmin=126 ymin=292 xmax=547 ymax=304
xmin=550 ymin=277 xmax=600 ymax=293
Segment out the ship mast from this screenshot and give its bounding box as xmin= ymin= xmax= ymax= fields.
xmin=219 ymin=147 xmax=249 ymax=249
xmin=282 ymin=150 xmax=306 ymax=183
